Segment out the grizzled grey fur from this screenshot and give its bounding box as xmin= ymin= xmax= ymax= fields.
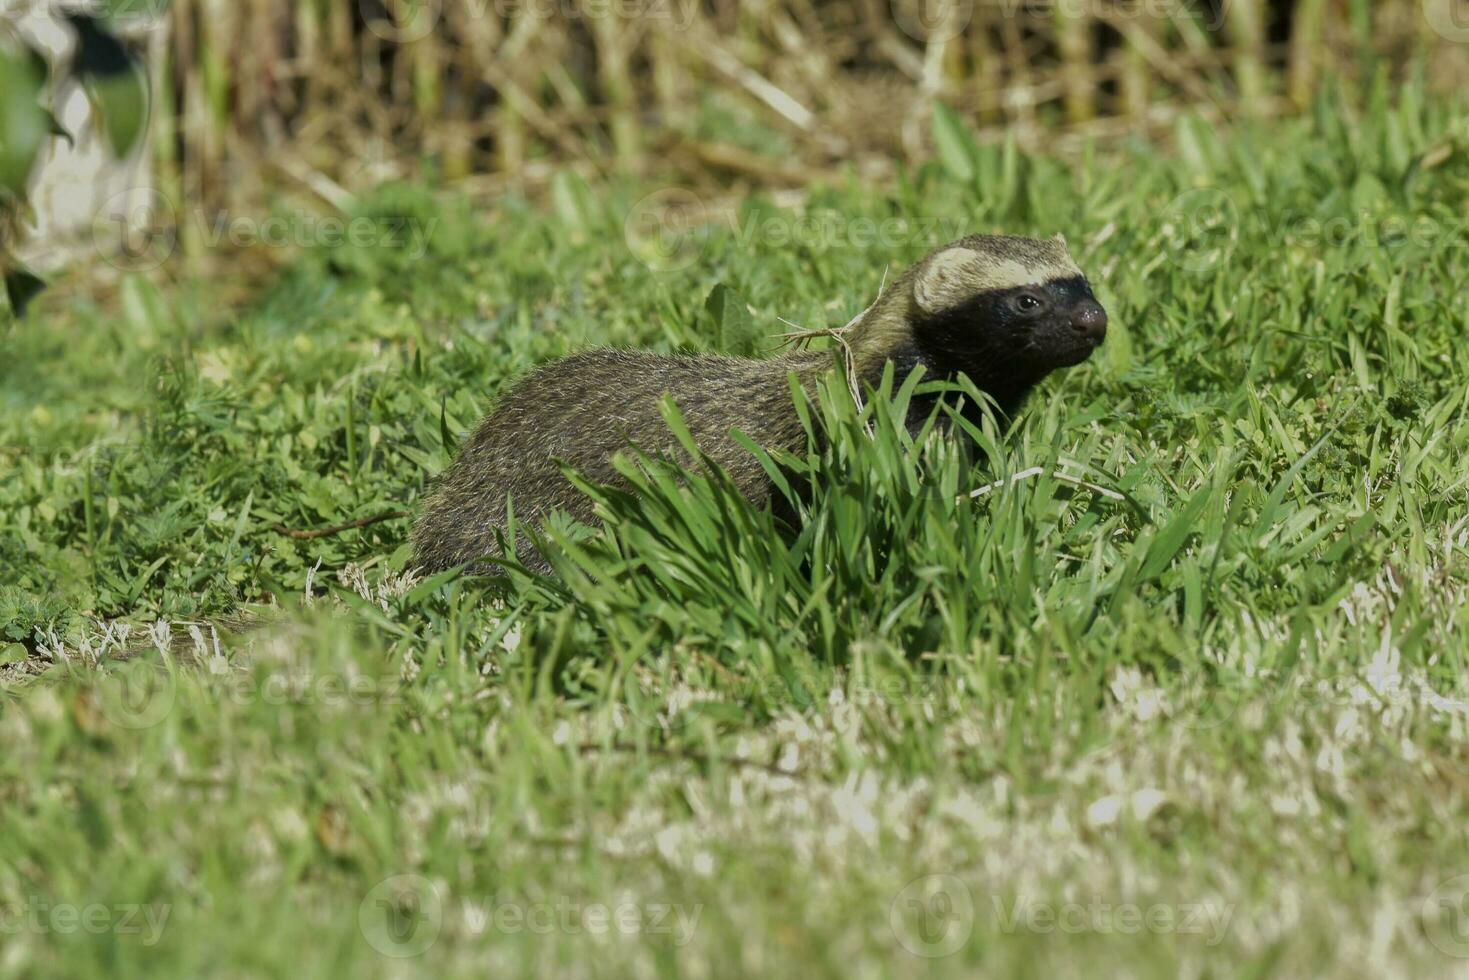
xmin=411 ymin=235 xmax=1106 ymax=574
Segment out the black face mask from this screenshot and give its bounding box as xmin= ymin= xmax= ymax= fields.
xmin=906 ymin=275 xmax=1108 ymax=416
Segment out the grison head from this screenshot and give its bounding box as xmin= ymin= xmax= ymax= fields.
xmin=908 ymin=234 xmax=1107 ymax=384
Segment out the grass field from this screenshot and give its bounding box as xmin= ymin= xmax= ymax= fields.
xmin=5 ymin=79 xmax=1469 ymax=978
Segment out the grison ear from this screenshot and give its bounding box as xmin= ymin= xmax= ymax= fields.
xmin=1052 ymin=232 xmax=1069 ymax=248
xmin=912 ymin=247 xmax=984 ymax=315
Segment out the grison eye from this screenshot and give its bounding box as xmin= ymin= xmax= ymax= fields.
xmin=1015 ymin=293 xmax=1043 ymax=312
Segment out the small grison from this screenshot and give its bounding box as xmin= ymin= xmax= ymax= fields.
xmin=412 ymin=234 xmax=1107 ymax=573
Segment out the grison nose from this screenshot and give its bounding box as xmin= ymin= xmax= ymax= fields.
xmin=1071 ymin=300 xmax=1108 ymax=342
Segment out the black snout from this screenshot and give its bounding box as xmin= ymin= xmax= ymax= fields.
xmin=1071 ymin=300 xmax=1107 ymax=343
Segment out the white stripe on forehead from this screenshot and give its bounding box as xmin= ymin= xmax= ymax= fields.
xmin=913 ymin=242 xmax=1083 ymax=315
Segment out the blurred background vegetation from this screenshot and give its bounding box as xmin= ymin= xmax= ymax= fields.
xmin=2 ymin=0 xmax=1467 ymax=293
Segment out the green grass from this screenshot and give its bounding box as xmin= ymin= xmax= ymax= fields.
xmin=5 ymin=78 xmax=1469 ymax=978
